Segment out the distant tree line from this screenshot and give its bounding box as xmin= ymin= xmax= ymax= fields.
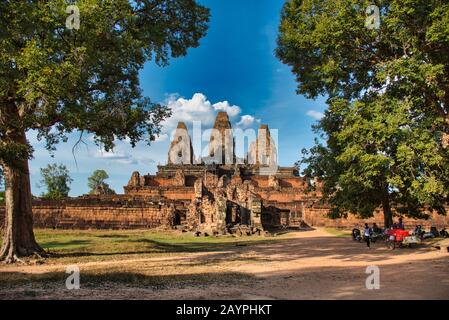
xmin=38 ymin=164 xmax=116 ymax=200
xmin=0 ymin=162 xmax=116 ymax=202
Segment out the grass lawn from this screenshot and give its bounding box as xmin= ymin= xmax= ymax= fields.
xmin=323 ymin=228 xmax=352 ymax=238
xmin=0 ymin=228 xmax=292 ymax=265
xmin=0 ymin=228 xmax=294 ymax=288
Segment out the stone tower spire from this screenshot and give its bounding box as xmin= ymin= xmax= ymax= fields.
xmin=167 ymin=122 xmax=194 ymax=165
xmin=208 ymin=112 xmax=235 ymax=164
xmin=248 ymin=124 xmax=277 ymax=167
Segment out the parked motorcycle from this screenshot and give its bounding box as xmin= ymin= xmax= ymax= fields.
xmin=352 ymin=228 xmax=362 ymax=242
xmin=370 ymin=230 xmax=386 ymax=243
xmin=412 ymin=225 xmax=425 ymax=239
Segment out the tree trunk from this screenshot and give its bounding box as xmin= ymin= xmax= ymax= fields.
xmin=382 ymin=193 xmax=393 ymax=229
xmin=443 ymin=117 xmax=449 ymax=149
xmin=0 ymin=145 xmax=43 ymax=264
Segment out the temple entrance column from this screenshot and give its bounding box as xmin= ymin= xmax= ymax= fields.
xmin=250 ymin=199 xmax=263 ymax=230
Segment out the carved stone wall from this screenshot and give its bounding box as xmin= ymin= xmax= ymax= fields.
xmin=172 ymin=169 xmax=185 ymax=187
xmin=128 ymin=171 xmax=140 ymax=187
xmin=1 ymin=194 xmax=446 ymax=232
xmin=168 ymin=122 xmax=194 ymax=165
xmin=0 ymin=197 xmax=176 ymax=230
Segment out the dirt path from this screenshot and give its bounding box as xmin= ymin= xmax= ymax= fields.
xmin=1 ymin=229 xmax=448 ymax=300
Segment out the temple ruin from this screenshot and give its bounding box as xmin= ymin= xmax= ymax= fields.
xmin=2 ymin=112 xmax=447 ymax=232
xmin=124 ymin=112 xmax=312 ymax=235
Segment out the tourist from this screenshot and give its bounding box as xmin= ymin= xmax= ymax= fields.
xmin=413 ymin=225 xmax=424 ymax=239
xmin=397 ymin=218 xmax=405 ymax=230
xmin=372 ymin=223 xmax=381 ymax=234
xmin=364 ymin=223 xmax=372 ymax=248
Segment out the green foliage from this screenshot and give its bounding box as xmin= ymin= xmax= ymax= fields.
xmin=22 ymin=229 xmax=286 ymax=264
xmin=0 ymin=143 xmax=34 ymax=169
xmin=301 ymin=97 xmax=449 ymax=219
xmin=39 ymin=163 xmax=73 ymax=200
xmin=277 ymin=0 xmax=449 ymax=112
xmin=277 ymin=0 xmax=449 ymax=221
xmin=88 ymin=169 xmax=115 ymax=195
xmin=0 ymin=0 xmax=210 ymax=161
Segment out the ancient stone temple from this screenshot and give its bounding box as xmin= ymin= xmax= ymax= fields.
xmin=6 ymin=112 xmax=446 ymax=232
xmin=123 ymin=112 xmax=314 ymax=235
xmin=167 ymin=122 xmax=194 ymax=165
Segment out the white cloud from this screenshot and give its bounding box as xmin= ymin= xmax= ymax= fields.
xmin=161 ymin=93 xmax=242 ymax=133
xmin=161 ymin=93 xmax=216 ymax=131
xmin=236 ymin=115 xmax=261 ymax=128
xmin=94 ymin=150 xmax=138 ymax=165
xmin=154 ymin=133 xmax=169 ymax=142
xmin=212 ymin=101 xmax=241 ymax=117
xmin=92 ymin=148 xmax=157 ymax=166
xmin=306 ymin=110 xmax=324 ymax=120
xmin=158 ymin=93 xmax=264 ymax=164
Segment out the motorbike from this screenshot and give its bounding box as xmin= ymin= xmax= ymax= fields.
xmin=412 ymin=225 xmax=425 ymax=239
xmin=370 ymin=230 xmax=386 ymax=243
xmin=352 ymin=228 xmax=362 ymax=242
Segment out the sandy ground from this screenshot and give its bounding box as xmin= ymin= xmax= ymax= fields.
xmin=0 ymin=229 xmax=448 ymax=300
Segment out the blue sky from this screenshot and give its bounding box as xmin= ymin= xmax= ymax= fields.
xmin=27 ymin=0 xmax=327 ymax=196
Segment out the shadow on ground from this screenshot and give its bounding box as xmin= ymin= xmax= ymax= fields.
xmin=43 ymin=230 xmax=435 ymax=265
xmin=0 ymin=255 xmax=448 ymax=300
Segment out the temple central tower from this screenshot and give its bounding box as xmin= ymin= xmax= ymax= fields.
xmin=207 ymin=111 xmax=235 ymax=165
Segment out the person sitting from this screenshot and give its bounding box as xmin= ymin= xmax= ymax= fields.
xmin=397 ymin=218 xmax=405 ymax=230
xmin=430 ymin=226 xmax=439 ymax=238
xmin=413 ymin=225 xmax=424 ymax=238
xmin=372 ymin=223 xmax=382 ymax=234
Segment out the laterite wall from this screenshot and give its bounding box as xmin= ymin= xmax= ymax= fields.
xmin=303 ymin=205 xmax=449 ymax=229
xmin=0 ymin=199 xmax=448 ymax=231
xmin=0 ymin=197 xmax=174 ymax=230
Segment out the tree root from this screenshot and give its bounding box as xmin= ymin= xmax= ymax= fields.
xmin=31 ymin=250 xmax=50 ymax=260
xmin=3 ymin=254 xmax=26 ymax=265
xmin=1 ymin=251 xmax=48 ymax=264
xmin=0 ymin=244 xmax=46 ymax=265
xmin=1 ymin=251 xmax=27 ymax=264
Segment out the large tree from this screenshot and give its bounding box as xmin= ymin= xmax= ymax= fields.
xmin=0 ymin=168 xmax=4 ymax=203
xmin=0 ymin=0 xmax=209 ymax=263
xmin=87 ymin=169 xmax=115 ymax=195
xmin=40 ymin=163 xmax=73 ymax=200
xmin=301 ymin=97 xmax=449 ymax=227
xmin=277 ymin=0 xmax=449 ymax=226
xmin=277 ymin=0 xmax=449 ymax=114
